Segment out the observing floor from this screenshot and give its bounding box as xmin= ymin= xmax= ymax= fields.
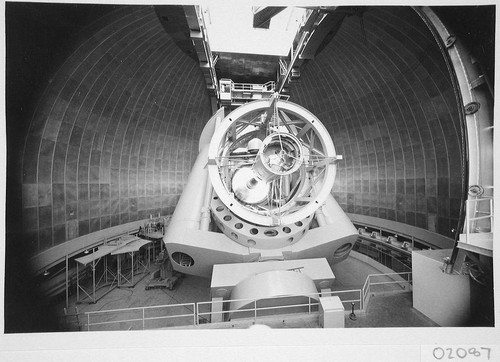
xmin=56 ymin=255 xmax=437 ymax=330
xmin=345 ymin=293 xmax=438 ymax=328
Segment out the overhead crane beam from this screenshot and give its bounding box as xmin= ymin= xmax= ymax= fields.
xmin=184 ymin=5 xmax=219 ymax=109
xmin=252 ymin=6 xmax=286 ymax=29
xmin=277 ymin=7 xmax=369 ymax=93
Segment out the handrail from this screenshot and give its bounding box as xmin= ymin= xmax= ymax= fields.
xmin=234 ymin=82 xmax=274 ymax=87
xmin=81 ymin=272 xmax=412 ymax=330
xmin=85 ymin=302 xmax=196 ymax=331
xmin=231 ymin=81 xmax=275 ymax=92
xmin=354 ymin=240 xmax=412 ymax=274
xmin=464 ymin=196 xmax=493 ymax=243
xmin=361 ymin=272 xmax=412 ymax=312
xmin=357 ymin=234 xmax=414 ymax=254
xmin=197 ymin=289 xmax=360 ymax=323
xmin=349 ymin=215 xmax=455 ymax=250
xmin=197 ymin=289 xmax=361 ymax=308
xmin=85 ymin=301 xmax=191 ymax=315
xmin=361 ymin=274 xmax=371 ymax=310
xmin=219 ymin=80 xmax=277 ymax=106
xmin=364 ymin=272 xmax=412 ymax=280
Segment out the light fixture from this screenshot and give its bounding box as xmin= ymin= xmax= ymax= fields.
xmin=84 ymin=249 xmax=89 ymax=254
xmin=43 ymin=270 xmax=50 ymax=276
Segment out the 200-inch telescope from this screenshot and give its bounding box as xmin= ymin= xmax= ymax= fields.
xmin=164 ymin=95 xmax=358 ymax=277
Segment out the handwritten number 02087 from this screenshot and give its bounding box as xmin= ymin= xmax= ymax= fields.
xmin=432 ymin=347 xmax=490 ymax=360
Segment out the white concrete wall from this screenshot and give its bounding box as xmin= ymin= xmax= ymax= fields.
xmin=412 ymin=249 xmax=471 ymax=326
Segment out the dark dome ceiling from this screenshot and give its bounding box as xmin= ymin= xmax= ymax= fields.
xmin=3 ymin=2 xmax=494 ymax=334
xmin=5 ymin=3 xmax=492 ymax=264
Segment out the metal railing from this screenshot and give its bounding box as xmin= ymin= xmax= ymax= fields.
xmin=85 ymin=302 xmax=196 ymax=331
xmin=464 ymin=197 xmax=493 ymax=240
xmin=232 ymin=81 xmax=275 ymax=92
xmin=197 ymin=288 xmax=362 ymax=324
xmin=198 ymin=295 xmax=318 ymax=323
xmin=354 ymin=240 xmax=412 ymax=273
xmin=82 ymin=272 xmax=412 ymax=330
xmin=362 ymin=272 xmax=412 ymax=311
xmin=356 ymin=225 xmax=422 ymax=249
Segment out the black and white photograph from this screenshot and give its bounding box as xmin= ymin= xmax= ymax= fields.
xmin=1 ymin=1 xmax=498 ymax=360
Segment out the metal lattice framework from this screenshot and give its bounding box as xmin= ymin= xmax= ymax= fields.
xmin=208 ymin=96 xmax=341 ymax=226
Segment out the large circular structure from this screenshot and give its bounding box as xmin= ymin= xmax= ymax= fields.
xmin=208 ymin=96 xmax=341 ymax=226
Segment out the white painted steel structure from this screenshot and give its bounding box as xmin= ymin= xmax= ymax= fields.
xmin=208 ymin=96 xmax=340 ymax=227
xmin=417 ymin=7 xmax=494 ymax=257
xmin=164 ymin=97 xmax=358 ymax=278
xmin=80 ymin=272 xmax=411 ymax=331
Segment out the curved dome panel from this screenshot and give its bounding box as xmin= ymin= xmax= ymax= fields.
xmin=19 ymin=6 xmax=212 ymax=254
xmin=291 ymin=7 xmax=464 ymax=238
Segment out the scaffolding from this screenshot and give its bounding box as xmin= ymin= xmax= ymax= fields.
xmin=75 ymin=245 xmax=119 ymax=304
xmin=75 ymin=235 xmax=152 ymax=303
xmin=112 ymin=238 xmax=152 ymax=287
